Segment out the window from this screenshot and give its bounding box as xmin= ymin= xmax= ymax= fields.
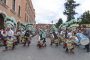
xmin=27 ymin=16 xmax=28 ymax=22
xmin=18 ymin=6 xmax=21 ymax=16
xmin=0 ymin=0 xmax=1 ymax=1
xmin=25 ymin=13 xmax=26 ymax=21
xmin=12 ymin=0 xmax=15 ymax=11
xmin=0 ymin=0 xmax=6 ymax=4
xmin=3 ymin=0 xmax=6 ymax=4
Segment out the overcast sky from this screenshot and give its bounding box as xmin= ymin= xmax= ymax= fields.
xmin=32 ymin=0 xmax=90 ymax=24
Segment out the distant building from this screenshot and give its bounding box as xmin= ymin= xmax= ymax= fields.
xmin=0 ymin=0 xmax=35 ymax=29
xmin=80 ymin=24 xmax=90 ymax=28
xmin=36 ymin=24 xmax=52 ymax=30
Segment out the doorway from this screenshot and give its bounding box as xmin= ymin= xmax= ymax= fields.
xmin=0 ymin=13 xmax=5 ymax=29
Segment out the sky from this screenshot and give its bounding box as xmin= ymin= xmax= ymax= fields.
xmin=32 ymin=0 xmax=90 ymax=24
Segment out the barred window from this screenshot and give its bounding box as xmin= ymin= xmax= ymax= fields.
xmin=12 ymin=0 xmax=15 ymax=11
xmin=0 ymin=0 xmax=6 ymax=4
xmin=18 ymin=6 xmax=21 ymax=16
xmin=4 ymin=0 xmax=6 ymax=4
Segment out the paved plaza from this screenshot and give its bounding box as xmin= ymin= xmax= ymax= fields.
xmin=0 ymin=35 xmax=90 ymax=60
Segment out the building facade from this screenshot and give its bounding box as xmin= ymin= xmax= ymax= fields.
xmin=25 ymin=0 xmax=35 ymax=24
xmin=0 ymin=0 xmax=35 ymax=29
xmin=36 ymin=24 xmax=52 ymax=30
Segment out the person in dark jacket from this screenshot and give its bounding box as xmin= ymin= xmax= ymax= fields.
xmin=52 ymin=31 xmax=58 ymax=39
xmin=82 ymin=25 xmax=90 ymax=52
xmin=24 ymin=30 xmax=31 ymax=46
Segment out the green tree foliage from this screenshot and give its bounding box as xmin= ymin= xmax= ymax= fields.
xmin=55 ymin=18 xmax=63 ymax=28
xmin=63 ymin=0 xmax=79 ymax=22
xmin=79 ymin=11 xmax=90 ymax=24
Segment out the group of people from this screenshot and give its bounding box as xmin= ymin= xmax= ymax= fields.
xmin=49 ymin=25 xmax=90 ymax=54
xmin=0 ymin=27 xmax=33 ymax=51
xmin=0 ymin=24 xmax=90 ymax=55
xmin=0 ymin=27 xmax=15 ymax=50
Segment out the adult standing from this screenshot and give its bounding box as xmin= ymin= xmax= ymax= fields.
xmin=6 ymin=27 xmax=15 ymax=50
xmin=16 ymin=30 xmax=21 ymax=44
xmin=52 ymin=31 xmax=58 ymax=39
xmin=6 ymin=28 xmax=14 ymax=37
xmin=0 ymin=29 xmax=3 ymax=46
xmin=1 ymin=29 xmax=7 ymax=50
xmin=39 ymin=29 xmax=43 ymax=40
xmin=24 ymin=30 xmax=31 ymax=46
xmin=67 ymin=30 xmax=73 ymax=39
xmin=0 ymin=29 xmax=3 ymax=39
xmin=41 ymin=29 xmax=46 ymax=44
xmin=82 ymin=25 xmax=90 ymax=52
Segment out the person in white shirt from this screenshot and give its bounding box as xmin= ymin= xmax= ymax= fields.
xmin=6 ymin=28 xmax=14 ymax=37
xmin=67 ymin=30 xmax=73 ymax=39
xmin=6 ymin=27 xmax=15 ymax=50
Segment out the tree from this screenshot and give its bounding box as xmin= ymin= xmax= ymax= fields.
xmin=79 ymin=11 xmax=90 ymax=24
xmin=55 ymin=18 xmax=63 ymax=28
xmin=63 ymin=0 xmax=79 ymax=22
